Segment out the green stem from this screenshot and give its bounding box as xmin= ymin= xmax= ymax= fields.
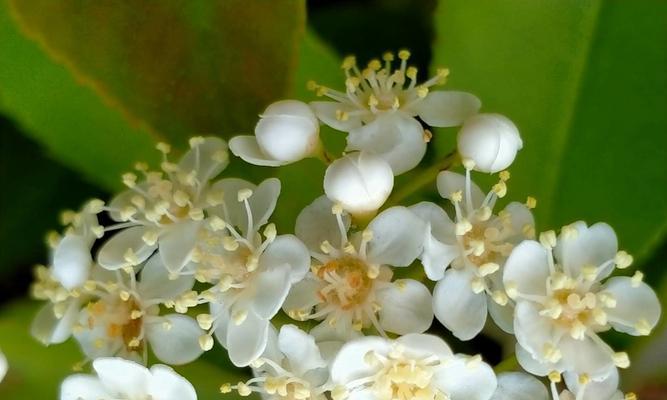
xmin=385 ymin=150 xmax=459 ymax=207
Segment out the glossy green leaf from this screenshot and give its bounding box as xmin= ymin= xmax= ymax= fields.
xmin=7 ymin=0 xmax=305 ymax=146
xmin=0 ymin=1 xmax=158 ymax=191
xmin=0 ymin=302 xmax=251 ymax=399
xmin=433 ymin=0 xmax=667 ymax=260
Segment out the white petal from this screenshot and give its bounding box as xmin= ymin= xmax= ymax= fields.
xmin=94 ymin=357 xmax=150 ymax=398
xmin=564 ymin=368 xmax=619 ymax=400
xmin=366 ymin=206 xmax=426 ymax=266
xmin=146 ymin=314 xmax=203 ymax=365
xmin=330 ymin=336 xmax=391 ymax=384
xmin=158 ymin=220 xmax=202 ymax=273
xmin=433 ymin=269 xmax=487 ymax=340
xmin=310 ymin=317 xmax=361 ymax=342
xmin=255 ymin=103 xmax=320 ymax=163
xmin=436 ymin=171 xmax=485 ymax=208
xmin=295 ymin=195 xmax=350 ymax=252
xmin=409 ymin=202 xmax=458 ymax=280
xmin=487 ymin=296 xmax=515 ymax=334
xmin=278 ymin=324 xmax=326 ymax=376
xmin=602 ymin=276 xmax=661 ymax=335
xmin=503 ymin=240 xmax=550 ymax=297
xmin=515 ymin=343 xmax=551 ymax=376
xmin=211 ymin=302 xmax=230 ymax=347
xmin=97 ymin=226 xmax=156 ymax=270
xmin=53 ymin=234 xmax=92 ymax=290
xmin=491 ymin=372 xmax=548 ymax=400
xmin=138 ymin=255 xmax=194 ymax=300
xmin=500 ymin=202 xmax=535 ymax=242
xmin=178 ymin=136 xmax=228 ymax=184
xmin=226 ymin=310 xmax=269 ymax=367
xmin=433 ymin=354 xmax=497 ymax=400
xmin=513 ymin=301 xmax=558 ymax=360
xmin=559 ymin=335 xmax=614 ymax=378
xmin=283 ymin=277 xmax=321 ymax=313
xmin=148 ymin=365 xmax=198 ymax=400
xmin=31 ymin=300 xmax=79 ymax=345
xmin=396 ymin=333 xmax=453 ymax=360
xmin=60 ymin=375 xmax=110 ymax=400
xmin=229 ymin=135 xmax=286 ymax=166
xmin=414 ymin=91 xmax=481 ymax=127
xmin=210 ymin=178 xmax=280 ymax=234
xmin=377 ymin=279 xmax=433 ymax=334
xmin=347 ymin=389 xmax=377 ymax=400
xmin=554 ymin=222 xmax=617 ymax=280
xmin=347 ymin=114 xmax=426 ymax=175
xmin=0 ymin=350 xmax=6 ymax=383
xmin=310 ymin=101 xmax=362 ymax=131
xmin=249 ymin=263 xmax=291 ymax=319
xmin=261 ymin=234 xmax=311 ymax=283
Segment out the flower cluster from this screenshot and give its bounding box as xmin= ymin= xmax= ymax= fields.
xmin=26 ymin=51 xmax=660 ymax=400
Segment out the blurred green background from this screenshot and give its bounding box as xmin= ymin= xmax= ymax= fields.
xmin=0 ymin=0 xmax=665 ymax=398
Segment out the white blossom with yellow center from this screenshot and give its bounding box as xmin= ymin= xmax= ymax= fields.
xmin=411 ymin=169 xmax=535 ymax=340
xmin=504 ymin=222 xmax=661 ymax=379
xmin=69 ymin=255 xmax=202 ymax=365
xmin=98 ymin=137 xmax=228 ymax=273
xmin=60 ymin=357 xmax=197 ymax=400
xmin=309 ymin=51 xmax=481 ymax=174
xmin=191 ymin=178 xmax=311 ymax=367
xmin=330 ymin=334 xmax=497 ymax=400
xmin=283 ymin=196 xmax=432 ymax=341
xmin=222 ymin=325 xmax=332 ymax=399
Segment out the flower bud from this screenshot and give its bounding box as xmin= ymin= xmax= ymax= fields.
xmin=324 ymin=152 xmax=393 ymax=216
xmin=457 ymin=113 xmax=522 ymax=173
xmin=258 ymin=100 xmax=320 ymax=160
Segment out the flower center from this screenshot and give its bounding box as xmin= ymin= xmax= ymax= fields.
xmin=316 ymin=256 xmax=375 ymax=310
xmin=86 ymin=295 xmax=145 ymax=353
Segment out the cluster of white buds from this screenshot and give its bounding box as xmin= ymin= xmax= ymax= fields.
xmin=25 ymin=51 xmax=658 ymax=400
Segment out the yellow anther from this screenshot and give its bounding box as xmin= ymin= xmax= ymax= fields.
xmin=631 ymin=270 xmax=644 ymax=287
xmin=462 ymin=158 xmax=476 ymax=170
xmin=188 ymin=136 xmax=205 ymax=148
xmin=123 ymin=248 xmax=139 ymax=266
xmin=341 ymin=55 xmax=357 ymax=69
xmin=406 ymin=66 xmax=418 ymax=80
xmin=615 ymin=250 xmax=633 ymax=269
xmin=624 ymin=393 xmax=637 ymax=400
xmin=543 ymin=343 xmax=562 ymax=363
xmin=120 ymin=206 xmax=137 ymax=221
xmin=436 ymin=68 xmax=450 ymax=83
xmin=331 ymin=386 xmax=349 ymax=400
xmin=119 ymin=290 xmax=131 ymax=302
xmin=130 ymin=310 xmax=143 ymax=320
xmin=548 ymin=371 xmax=562 ymax=383
xmin=306 ymin=80 xmax=319 ymax=91
xmin=368 ymin=94 xmax=379 ymax=107
xmin=263 ymin=223 xmax=277 ymax=241
xmin=492 ymin=181 xmax=507 ymax=197
xmin=471 ymin=277 xmax=485 ymax=294
xmin=188 ymin=208 xmax=204 ymax=221
xmin=331 ymin=202 xmax=344 ymax=215
xmin=592 ymin=308 xmax=608 ymax=325
xmin=578 ymin=373 xmax=590 ymax=385
xmin=613 ymin=352 xmax=630 ymax=368
xmin=142 ymin=230 xmax=159 ymax=246
xmin=382 ymin=52 xmax=394 ymax=62
xmin=128 ymin=337 xmax=141 ymax=348
xmin=635 ymin=318 xmax=651 ymax=335
xmin=561 ymin=224 xmax=579 ymax=239
xmin=236 ymin=382 xmax=252 ymax=397
xmin=199 ymin=334 xmax=214 ymax=351
xmin=220 ymin=383 xmax=232 ymax=394
xmin=398 ymin=49 xmax=411 ymax=60
xmin=237 ymin=188 xmax=253 ymax=202
xmin=499 ymin=170 xmax=511 ymax=181
xmin=539 ymin=230 xmax=557 ymax=248
xmin=455 ymin=219 xmax=473 ymax=235
xmin=335 ymin=109 xmax=349 ymax=121
xmin=492 ymin=290 xmax=508 ymax=306
xmin=526 ymin=196 xmax=537 ymax=209
xmin=368 ymin=59 xmax=382 ymax=71
xmin=197 ymin=314 xmax=213 ymax=330
xmin=209 ymin=216 xmax=226 ymax=232
xmin=134 ymin=161 xmax=148 ymax=172
xmin=479 ymin=262 xmax=499 ymax=276
xmin=156 ymin=142 xmax=171 ymax=154
xmin=505 ymin=282 xmax=518 ymax=299
xmin=416 ymin=85 xmax=429 ymax=98
xmin=450 ymin=190 xmax=463 ymax=203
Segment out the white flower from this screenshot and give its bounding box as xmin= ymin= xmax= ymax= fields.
xmin=324 ymin=152 xmax=394 ymax=217
xmin=230 ymin=100 xmax=321 ymax=166
xmin=283 ymin=196 xmax=432 ymax=341
xmin=558 ymin=368 xmax=626 ymax=400
xmin=99 ymin=137 xmax=228 ymax=273
xmin=191 ymin=178 xmax=310 ymax=367
xmin=222 ymin=324 xmax=331 ymax=399
xmin=490 ymin=372 xmax=548 ymax=400
xmin=457 ymin=114 xmax=522 ymax=173
xmin=330 ymin=334 xmax=497 ymax=400
xmin=504 ymin=222 xmax=661 ymax=378
xmin=60 ymin=357 xmax=197 ymax=400
xmin=71 ymin=255 xmax=202 ymax=365
xmin=0 ymin=349 xmax=7 ymax=383
xmin=411 ymin=170 xmax=534 ymax=340
xmin=309 ymin=51 xmax=480 ymax=174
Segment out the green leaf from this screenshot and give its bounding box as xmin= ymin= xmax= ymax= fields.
xmin=432 ymin=0 xmax=667 ymax=261
xmin=0 ymin=1 xmax=158 ymax=191
xmin=0 ymin=302 xmax=251 ymax=399
xmin=6 ymin=0 xmax=305 ymax=146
